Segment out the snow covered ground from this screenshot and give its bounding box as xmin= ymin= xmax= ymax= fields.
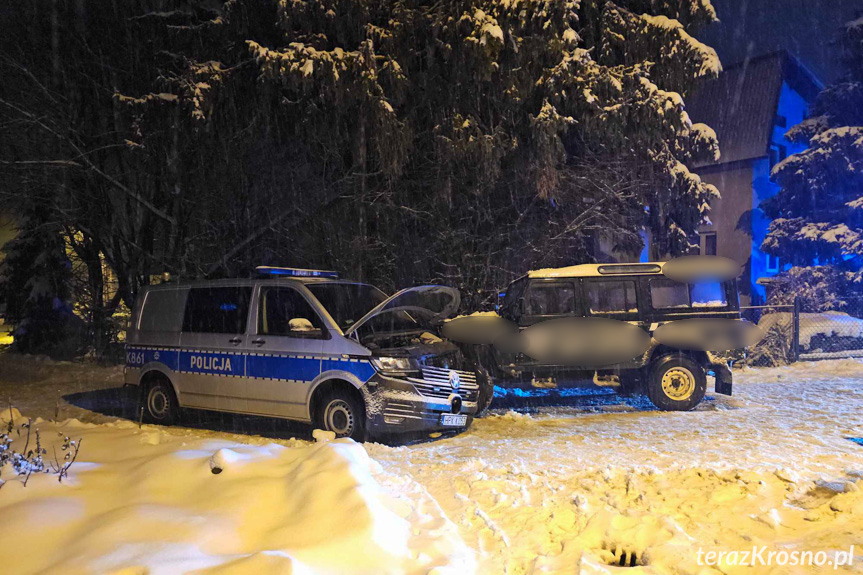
xmin=1 ymin=355 xmax=863 ymax=574
xmin=0 ymin=409 xmax=473 ymax=575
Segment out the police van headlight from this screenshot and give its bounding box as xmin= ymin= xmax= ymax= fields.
xmin=370 ymin=356 xmax=417 ymax=375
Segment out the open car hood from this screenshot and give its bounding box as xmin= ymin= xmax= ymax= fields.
xmin=344 ymin=285 xmax=460 ymax=337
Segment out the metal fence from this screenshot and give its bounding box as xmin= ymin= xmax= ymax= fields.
xmin=739 ymin=302 xmax=799 ymax=365
xmin=741 ymin=298 xmax=863 ymax=364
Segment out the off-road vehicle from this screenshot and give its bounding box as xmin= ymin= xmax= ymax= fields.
xmin=470 ymin=262 xmax=736 ymax=411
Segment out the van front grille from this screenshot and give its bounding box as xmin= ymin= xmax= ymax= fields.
xmin=407 ymin=366 xmax=479 ymax=401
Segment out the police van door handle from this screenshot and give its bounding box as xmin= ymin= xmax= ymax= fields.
xmin=252 ymin=338 xmax=266 ymax=346
xmin=228 ymin=337 xmax=242 ymax=345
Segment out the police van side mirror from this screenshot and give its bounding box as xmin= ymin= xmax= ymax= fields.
xmin=287 ymin=317 xmax=330 ymax=340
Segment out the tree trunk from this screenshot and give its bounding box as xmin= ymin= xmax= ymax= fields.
xmin=355 ymin=108 xmax=368 ymax=281
xmin=86 ymin=246 xmax=106 ymax=355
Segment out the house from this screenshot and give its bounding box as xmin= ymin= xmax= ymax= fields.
xmin=686 ymin=50 xmax=823 ymax=305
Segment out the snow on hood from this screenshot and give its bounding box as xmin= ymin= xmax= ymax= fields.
xmin=345 ymin=285 xmax=460 ymax=336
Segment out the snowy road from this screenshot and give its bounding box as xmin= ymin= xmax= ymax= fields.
xmin=366 ymin=361 xmax=863 ymax=573
xmin=1 ymin=357 xmax=862 ymax=574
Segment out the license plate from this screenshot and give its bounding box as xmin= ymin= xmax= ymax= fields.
xmin=440 ymin=414 xmax=468 ymax=427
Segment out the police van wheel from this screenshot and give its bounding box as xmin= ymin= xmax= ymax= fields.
xmin=142 ymin=377 xmax=180 ymax=425
xmin=317 ymin=391 xmax=366 ymax=442
xmin=647 ymin=355 xmax=706 ymax=411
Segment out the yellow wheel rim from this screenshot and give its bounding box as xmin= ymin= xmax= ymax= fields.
xmin=661 ymin=367 xmax=696 ymax=401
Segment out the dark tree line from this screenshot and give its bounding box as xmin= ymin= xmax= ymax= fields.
xmin=0 ymin=0 xmax=721 ymax=354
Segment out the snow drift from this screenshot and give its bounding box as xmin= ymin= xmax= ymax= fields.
xmin=0 ymin=411 xmax=474 ymax=575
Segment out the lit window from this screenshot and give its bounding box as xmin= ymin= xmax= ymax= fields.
xmin=768 ymin=144 xmax=787 ymax=170
xmin=766 ymin=254 xmax=780 ymax=273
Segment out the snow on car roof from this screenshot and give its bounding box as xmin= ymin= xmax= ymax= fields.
xmin=142 ymin=277 xmax=368 ymax=291
xmin=527 ymin=262 xmax=667 ymax=278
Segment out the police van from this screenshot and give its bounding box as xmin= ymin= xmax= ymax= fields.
xmin=124 ymin=267 xmax=485 ymax=440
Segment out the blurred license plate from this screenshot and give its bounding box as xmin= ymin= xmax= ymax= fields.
xmin=440 ymin=414 xmax=467 ymax=427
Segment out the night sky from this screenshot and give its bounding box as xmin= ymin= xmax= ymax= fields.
xmin=699 ymin=0 xmax=863 ymax=84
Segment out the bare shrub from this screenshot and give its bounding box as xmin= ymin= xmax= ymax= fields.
xmin=0 ymin=406 xmax=82 ymax=487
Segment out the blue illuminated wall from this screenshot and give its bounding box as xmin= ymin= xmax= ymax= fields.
xmin=638 ymin=230 xmax=650 ymax=263
xmin=748 ymin=81 xmax=810 ymax=301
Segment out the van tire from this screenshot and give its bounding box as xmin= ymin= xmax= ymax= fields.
xmin=316 ymin=389 xmax=366 ymax=442
xmin=142 ymin=376 xmax=180 ymax=425
xmin=646 ymin=355 xmax=706 ymax=411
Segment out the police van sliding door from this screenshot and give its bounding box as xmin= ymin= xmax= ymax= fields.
xmin=243 ymin=285 xmax=325 ymax=419
xmin=178 ymin=286 xmax=252 ymax=412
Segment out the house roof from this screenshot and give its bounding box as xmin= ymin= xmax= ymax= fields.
xmin=687 ymin=50 xmax=823 ymax=167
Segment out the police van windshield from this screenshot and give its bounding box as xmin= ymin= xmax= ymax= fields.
xmin=306 ymin=283 xmax=388 ymax=330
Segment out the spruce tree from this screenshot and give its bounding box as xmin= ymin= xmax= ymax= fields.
xmin=0 ymin=209 xmax=75 ymax=355
xmin=237 ymin=0 xmax=723 ymax=292
xmin=762 ymin=16 xmax=863 ymax=270
xmin=2 ymin=1 xmax=724 ymax=313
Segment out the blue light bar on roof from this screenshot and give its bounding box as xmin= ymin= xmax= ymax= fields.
xmin=256 ymin=266 xmax=339 ymax=278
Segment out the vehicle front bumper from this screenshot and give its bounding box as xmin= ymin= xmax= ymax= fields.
xmin=363 ymin=373 xmax=478 ymax=436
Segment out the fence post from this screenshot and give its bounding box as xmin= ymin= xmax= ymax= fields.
xmin=792 ymin=296 xmax=801 ymax=362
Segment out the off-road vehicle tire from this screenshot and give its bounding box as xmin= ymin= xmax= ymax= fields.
xmin=646 ymin=354 xmax=706 ymax=411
